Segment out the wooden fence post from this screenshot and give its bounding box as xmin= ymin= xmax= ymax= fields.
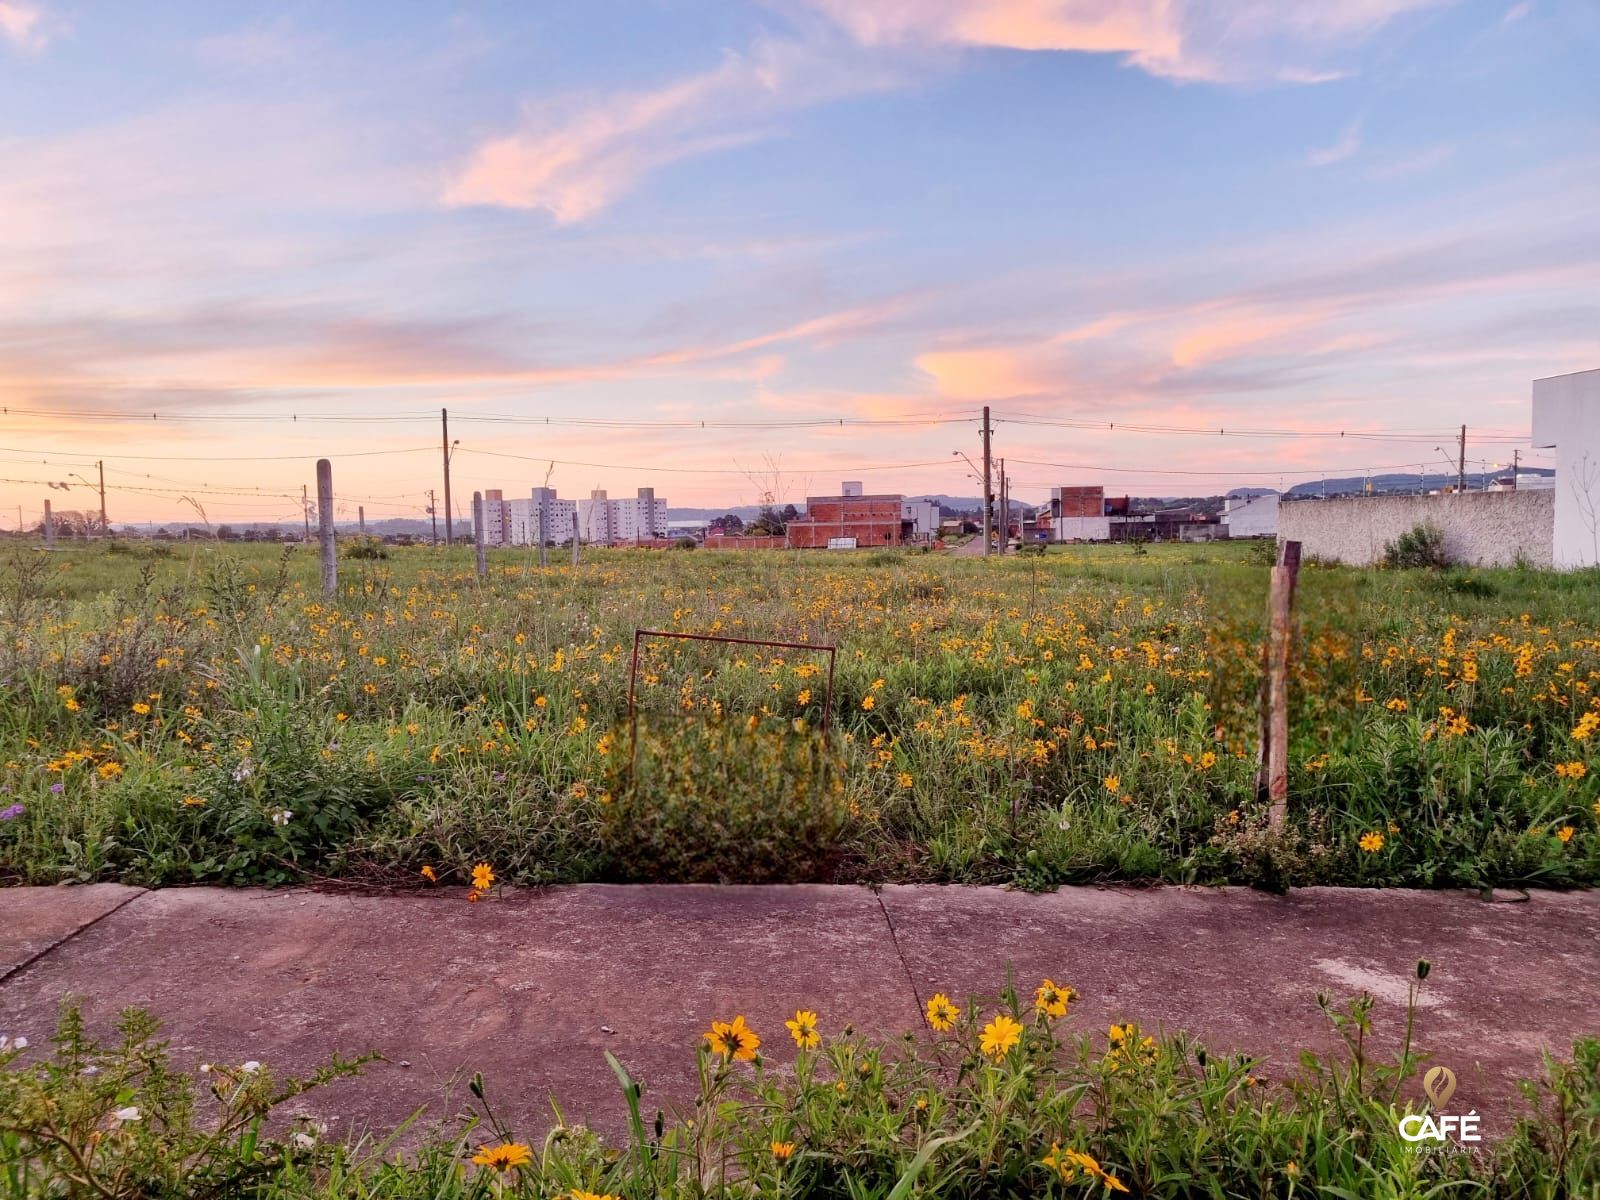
xmin=472 ymin=491 xmax=488 ymax=579
xmin=43 ymin=499 xmax=54 ymax=549
xmin=1257 ymin=539 xmax=1301 ymax=828
xmin=316 ymin=459 xmax=337 ymax=596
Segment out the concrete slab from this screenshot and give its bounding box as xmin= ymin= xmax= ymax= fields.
xmin=0 ymin=883 xmax=144 ymax=980
xmin=880 ymin=884 xmax=1600 ymax=1123
xmin=0 ymin=885 xmax=919 ymax=1140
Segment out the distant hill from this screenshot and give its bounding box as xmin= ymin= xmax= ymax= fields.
xmin=1284 ymin=468 xmax=1552 ymax=497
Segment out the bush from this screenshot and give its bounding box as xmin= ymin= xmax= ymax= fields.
xmin=341 ymin=536 xmax=388 ymax=560
xmin=601 ymin=716 xmax=848 ymax=882
xmin=675 ymin=536 xmax=696 ymax=550
xmin=1383 ymin=522 xmax=1451 ymax=569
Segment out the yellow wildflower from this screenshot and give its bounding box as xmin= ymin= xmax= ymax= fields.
xmin=979 ymin=1013 xmax=1023 ymax=1059
xmin=785 ymin=1010 xmax=820 ymax=1050
xmin=470 ymin=1143 xmax=531 ymax=1172
xmin=925 ymin=993 xmax=959 ymax=1032
xmin=704 ymin=1015 xmax=760 ymax=1061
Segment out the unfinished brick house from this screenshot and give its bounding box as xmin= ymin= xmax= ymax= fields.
xmin=786 ymin=481 xmax=909 ymax=548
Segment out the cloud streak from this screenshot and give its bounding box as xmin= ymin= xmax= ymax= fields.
xmin=0 ymin=1 xmax=49 ymax=51
xmin=443 ymin=36 xmax=899 ymax=222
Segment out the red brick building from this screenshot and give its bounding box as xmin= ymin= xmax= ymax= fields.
xmin=786 ymin=481 xmax=908 ymax=548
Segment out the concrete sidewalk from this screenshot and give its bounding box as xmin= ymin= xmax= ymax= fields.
xmin=2 ymin=884 xmax=1597 ymax=1141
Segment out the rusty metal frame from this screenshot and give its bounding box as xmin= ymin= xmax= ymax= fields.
xmin=627 ymin=628 xmax=838 ymax=774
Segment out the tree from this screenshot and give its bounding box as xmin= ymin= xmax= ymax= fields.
xmin=216 ymin=524 xmax=235 ymax=541
xmin=709 ymin=514 xmax=744 ymax=534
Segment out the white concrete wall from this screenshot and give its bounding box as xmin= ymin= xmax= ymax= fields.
xmin=1051 ymin=516 xmax=1110 ymax=541
xmin=902 ymin=498 xmax=940 ymax=539
xmin=1223 ymin=493 xmax=1279 ymax=537
xmin=1532 ymin=368 xmax=1600 ymax=569
xmin=1278 ymin=491 xmax=1553 ymax=568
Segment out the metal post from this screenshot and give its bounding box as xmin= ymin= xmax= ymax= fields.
xmin=317 ymin=459 xmax=337 ymax=596
xmin=981 ymin=405 xmax=992 ymax=556
xmin=43 ymin=499 xmax=54 ymax=548
xmin=442 ymin=408 xmax=454 ymax=546
xmin=472 ymin=491 xmax=487 ymax=578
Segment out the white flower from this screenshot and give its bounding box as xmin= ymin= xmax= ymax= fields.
xmin=232 ymin=758 xmax=255 ymax=782
xmin=291 ymin=1132 xmax=317 ymax=1150
xmin=241 ymin=1060 xmax=262 ymax=1074
xmin=112 ymin=1106 xmax=141 ymax=1122
xmin=271 ymin=810 xmax=292 ymax=827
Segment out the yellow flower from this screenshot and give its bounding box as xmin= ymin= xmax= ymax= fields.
xmin=979 ymin=1013 xmax=1023 ymax=1059
xmin=1102 ymin=774 xmax=1119 ymax=794
xmin=897 ymin=771 xmax=913 ymax=789
xmin=704 ymin=1015 xmax=760 ymax=1061
xmin=470 ymin=1142 xmax=531 ymax=1172
xmin=925 ymin=993 xmax=959 ymax=1032
xmin=1197 ymin=751 xmax=1217 ymax=770
xmin=1042 ymin=1144 xmax=1128 ymax=1192
xmin=1385 ymin=698 xmax=1408 ymax=712
xmin=1034 ymin=979 xmax=1077 ymax=1019
xmin=570 ymin=1191 xmax=618 ymax=1200
xmin=181 ymin=795 xmax=206 ymax=807
xmin=420 ymin=865 xmax=437 ymax=882
xmin=785 ymin=1010 xmax=820 ymax=1050
xmin=96 ymin=762 xmax=123 ymax=780
xmin=796 ymin=688 xmax=812 ymax=705
xmin=1554 ymin=761 xmax=1588 ymax=779
xmin=471 ymin=862 xmax=495 ymax=890
xmin=1557 ymin=826 xmax=1575 ymax=844
xmin=861 ymin=695 xmax=876 ymax=711
xmin=64 ymin=698 xmax=81 ymax=712
xmin=1359 ymin=831 xmax=1385 ymax=853
xmin=770 ymin=1141 xmax=796 ymax=1161
xmin=131 ymin=702 xmax=151 ymax=716
xmin=1571 ymin=712 xmax=1599 ymax=742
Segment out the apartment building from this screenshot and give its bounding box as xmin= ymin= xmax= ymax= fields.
xmin=575 ymin=487 xmax=669 ymax=544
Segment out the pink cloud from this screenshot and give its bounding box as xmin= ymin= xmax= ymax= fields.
xmin=0 ymin=2 xmax=48 ymax=51
xmin=802 ymin=0 xmax=1456 ymax=83
xmin=443 ymin=37 xmax=899 ymax=221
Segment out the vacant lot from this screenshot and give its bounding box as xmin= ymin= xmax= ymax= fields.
xmin=1 ymin=539 xmax=1596 ymax=889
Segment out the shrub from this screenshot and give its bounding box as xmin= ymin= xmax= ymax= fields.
xmin=341 ymin=536 xmax=388 ymax=560
xmin=601 ymin=716 xmax=848 ymax=882
xmin=1383 ymin=521 xmax=1451 ymax=569
xmin=675 ymin=536 xmax=697 ymax=550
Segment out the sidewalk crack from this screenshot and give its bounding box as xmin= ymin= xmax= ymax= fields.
xmin=0 ymin=889 xmax=149 ymax=986
xmin=873 ymin=888 xmax=925 ymax=1022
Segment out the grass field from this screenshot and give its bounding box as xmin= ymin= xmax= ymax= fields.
xmin=1 ymin=537 xmax=1597 ymax=890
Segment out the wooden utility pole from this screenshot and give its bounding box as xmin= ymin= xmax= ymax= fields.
xmin=1256 ymin=540 xmax=1301 ymax=828
xmin=43 ymin=499 xmax=54 ymax=548
xmin=442 ymin=408 xmax=454 ymax=547
xmin=96 ymin=460 xmax=108 ymax=536
xmin=471 ymin=491 xmax=487 ymax=578
xmin=1511 ymin=449 xmax=1519 ymax=491
xmin=1457 ymin=424 xmax=1466 ymax=493
xmin=428 ymin=489 xmax=438 ymax=545
xmin=316 ymin=459 xmax=337 ymax=596
xmin=981 ymin=405 xmax=993 ymax=557
xmin=358 ymin=505 xmax=366 ymax=536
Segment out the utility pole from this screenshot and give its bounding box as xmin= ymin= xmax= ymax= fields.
xmin=428 ymin=489 xmax=438 ymax=545
xmin=96 ymin=460 xmax=107 ymax=536
xmin=1511 ymin=448 xmax=1519 ymax=491
xmin=997 ymin=458 xmax=1008 ymax=554
xmin=1457 ymin=424 xmax=1466 ymax=493
xmin=471 ymin=491 xmax=487 ymax=579
xmin=43 ymin=499 xmax=54 ymax=548
xmin=302 ymin=484 xmax=311 ymax=542
xmin=981 ymin=405 xmax=993 ymax=557
xmin=441 ymin=407 xmax=454 ymax=547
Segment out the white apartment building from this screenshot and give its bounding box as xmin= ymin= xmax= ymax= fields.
xmin=575 ymin=487 xmax=669 ymax=544
xmin=481 ymin=488 xmax=576 ymax=547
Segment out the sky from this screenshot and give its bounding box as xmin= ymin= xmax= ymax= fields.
xmin=1 ymin=0 xmax=1597 ymax=526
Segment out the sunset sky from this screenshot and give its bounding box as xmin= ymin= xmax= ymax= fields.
xmin=2 ymin=0 xmax=1597 ymax=526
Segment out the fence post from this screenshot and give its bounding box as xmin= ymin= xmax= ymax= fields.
xmin=472 ymin=491 xmax=488 ymax=579
xmin=316 ymin=459 xmax=337 ymax=596
xmin=358 ymin=505 xmax=366 ymax=536
xmin=43 ymin=499 xmax=54 ymax=548
xmin=1257 ymin=540 xmax=1301 ymax=828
